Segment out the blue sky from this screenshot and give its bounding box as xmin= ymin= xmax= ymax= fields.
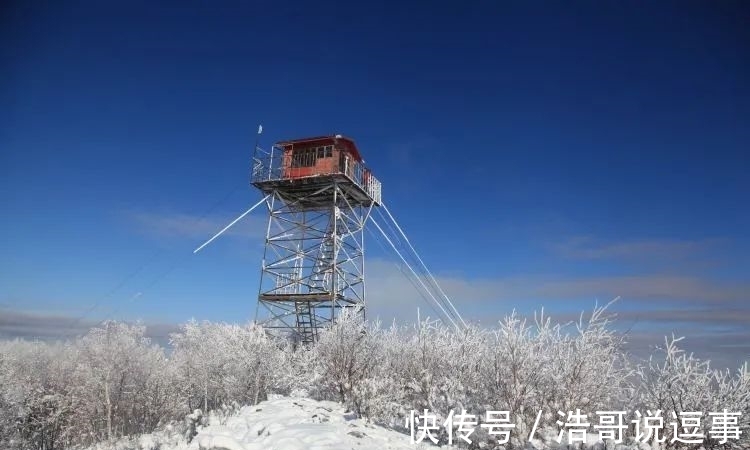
xmin=1 ymin=1 xmax=748 ymax=368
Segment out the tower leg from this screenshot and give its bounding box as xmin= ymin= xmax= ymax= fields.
xmin=254 ymin=185 xmax=369 ymax=343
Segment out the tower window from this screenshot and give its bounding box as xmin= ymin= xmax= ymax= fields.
xmin=291 ymin=148 xmax=316 ymax=167
xmin=290 ymin=145 xmax=334 ymax=168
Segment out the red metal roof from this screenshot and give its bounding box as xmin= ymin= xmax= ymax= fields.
xmin=276 ymin=135 xmax=363 ymax=162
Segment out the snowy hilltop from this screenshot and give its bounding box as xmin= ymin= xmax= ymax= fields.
xmin=188 ymin=396 xmax=417 ymax=450
xmin=95 ymin=396 xmax=429 ymax=450
xmin=85 ymin=395 xmax=642 ymax=450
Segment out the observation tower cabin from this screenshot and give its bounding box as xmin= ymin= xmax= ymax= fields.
xmin=252 ymin=135 xmax=382 ymax=208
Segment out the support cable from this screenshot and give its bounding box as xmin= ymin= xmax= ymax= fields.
xmin=364 ymin=223 xmax=445 ymax=323
xmin=193 ymin=194 xmax=270 ymax=253
xmin=381 ymin=202 xmax=467 ymax=328
xmin=373 ymin=207 xmax=462 ymax=326
xmin=370 ymin=217 xmax=461 ymax=331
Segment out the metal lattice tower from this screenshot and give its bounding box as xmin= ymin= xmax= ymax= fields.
xmin=251 ymin=135 xmax=381 ymax=344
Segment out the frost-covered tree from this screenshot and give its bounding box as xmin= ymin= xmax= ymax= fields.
xmin=216 ymin=322 xmax=286 ymax=406
xmin=352 ymin=322 xmax=411 ymax=422
xmin=170 ymin=320 xmax=228 ymax=412
xmin=171 ymin=320 xmax=291 ymax=414
xmin=549 ymin=302 xmax=633 ymax=414
xmin=2 ymin=303 xmax=747 ymax=450
xmin=475 ymin=302 xmax=635 ymax=449
xmin=636 ymin=336 xmax=750 ymax=449
xmin=479 ymin=311 xmax=551 ymax=442
xmin=0 ymin=340 xmax=78 ymax=450
xmin=311 ymin=307 xmax=383 ymax=418
xmin=399 ymin=318 xmax=485 ymax=422
xmin=73 ymin=321 xmax=179 ymax=444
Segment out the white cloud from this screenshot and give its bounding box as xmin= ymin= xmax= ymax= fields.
xmin=128 ymin=209 xmax=269 ymax=242
xmin=362 ymin=258 xmax=749 ymax=324
xmin=549 ymin=235 xmax=725 ymax=262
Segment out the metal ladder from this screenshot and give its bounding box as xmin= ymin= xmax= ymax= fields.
xmin=294 ymin=301 xmax=316 ymax=344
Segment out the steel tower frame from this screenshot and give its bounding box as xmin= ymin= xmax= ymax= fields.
xmin=251 ymin=140 xmax=380 ymax=344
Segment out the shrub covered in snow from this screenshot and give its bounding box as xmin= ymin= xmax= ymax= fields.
xmin=0 ymin=305 xmax=748 ymax=450
xmin=73 ymin=321 xmax=181 ymax=443
xmin=0 ymin=339 xmax=78 ymax=450
xmin=635 ymin=336 xmax=750 ymax=449
xmin=169 ymin=320 xmax=288 ymax=413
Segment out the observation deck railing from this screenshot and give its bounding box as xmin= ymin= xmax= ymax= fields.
xmin=252 ymin=144 xmax=382 ymax=205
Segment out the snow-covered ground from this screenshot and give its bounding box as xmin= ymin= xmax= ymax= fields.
xmin=89 ymin=396 xmax=433 ymax=450
xmin=188 ymin=396 xmax=428 ymax=450
xmin=86 ymin=396 xmax=655 ymax=450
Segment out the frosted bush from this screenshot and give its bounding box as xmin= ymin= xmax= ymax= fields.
xmin=1 ymin=303 xmax=747 ymax=450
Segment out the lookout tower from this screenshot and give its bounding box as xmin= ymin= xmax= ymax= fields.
xmin=251 ymin=135 xmax=381 ymax=344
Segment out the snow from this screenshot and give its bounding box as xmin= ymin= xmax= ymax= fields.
xmin=85 ymin=395 xmax=662 ymax=450
xmin=97 ymin=396 xmax=432 ymax=450
xmin=188 ymin=396 xmax=427 ymax=450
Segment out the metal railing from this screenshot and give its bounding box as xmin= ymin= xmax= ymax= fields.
xmin=252 ymin=144 xmax=382 ymax=205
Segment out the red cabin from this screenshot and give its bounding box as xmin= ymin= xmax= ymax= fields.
xmin=252 ymin=134 xmax=381 ymax=207
xmin=277 ymin=135 xmax=363 ymax=180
